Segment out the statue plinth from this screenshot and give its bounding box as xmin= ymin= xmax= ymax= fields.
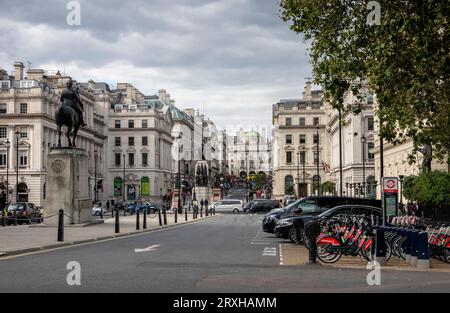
xmin=45 ymin=147 xmax=92 ymax=225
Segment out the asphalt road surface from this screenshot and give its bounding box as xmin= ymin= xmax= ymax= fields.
xmin=1 ymin=213 xmax=449 ymax=293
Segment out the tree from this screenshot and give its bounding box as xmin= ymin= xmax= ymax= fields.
xmin=321 ymin=181 xmax=336 ymax=194
xmin=280 ymin=0 xmax=450 ymax=164
xmin=403 ymin=171 xmax=450 ymax=206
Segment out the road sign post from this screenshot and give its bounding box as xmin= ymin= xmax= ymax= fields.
xmin=382 ymin=177 xmax=399 ymax=225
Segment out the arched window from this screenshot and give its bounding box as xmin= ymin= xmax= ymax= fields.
xmin=285 ymin=175 xmax=294 ymax=195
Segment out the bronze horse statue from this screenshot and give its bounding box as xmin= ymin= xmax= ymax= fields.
xmin=55 ymin=79 xmax=86 ymax=147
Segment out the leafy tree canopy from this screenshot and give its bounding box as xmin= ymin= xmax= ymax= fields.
xmin=403 ymin=171 xmax=450 ymax=205
xmin=280 ymin=0 xmax=450 ymax=162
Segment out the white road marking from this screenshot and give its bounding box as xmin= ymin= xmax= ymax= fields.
xmin=134 ymin=244 xmax=160 ymax=253
xmin=262 ymin=247 xmax=277 ymax=257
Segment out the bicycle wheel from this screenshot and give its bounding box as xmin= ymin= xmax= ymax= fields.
xmin=317 ymin=243 xmax=341 ymax=264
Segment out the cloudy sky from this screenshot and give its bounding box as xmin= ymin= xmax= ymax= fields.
xmin=0 ymin=0 xmax=314 ymax=132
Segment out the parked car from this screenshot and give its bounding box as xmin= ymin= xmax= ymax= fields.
xmin=274 ymin=205 xmax=383 ymax=243
xmin=209 ymin=199 xmax=243 ymax=214
xmin=127 ymin=202 xmax=159 ymax=214
xmin=249 ymin=199 xmax=281 ymax=213
xmin=91 ymin=204 xmax=107 ymax=216
xmin=6 ymin=202 xmax=43 ymax=225
xmin=262 ymin=196 xmax=381 ymax=234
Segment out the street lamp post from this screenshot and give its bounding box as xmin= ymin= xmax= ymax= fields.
xmin=361 ymin=136 xmax=367 ymax=198
xmin=4 ymin=139 xmax=10 ymax=205
xmin=399 ymin=175 xmax=404 ymax=213
xmin=302 ymin=147 xmax=306 ymax=196
xmin=15 ymin=130 xmax=19 ymax=202
xmin=176 ymin=133 xmax=183 ymax=217
xmin=123 ymin=153 xmax=126 ymax=216
xmin=296 ymin=151 xmax=300 ymax=199
xmin=316 ymin=126 xmax=320 ymax=196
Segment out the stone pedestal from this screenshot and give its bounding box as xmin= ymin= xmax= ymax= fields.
xmin=194 ymin=187 xmax=212 ymax=203
xmin=45 ymin=148 xmax=92 ymax=225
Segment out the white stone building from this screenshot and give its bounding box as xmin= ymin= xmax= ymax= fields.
xmin=325 ymin=90 xmax=376 ymax=197
xmin=227 ymin=128 xmax=272 ymax=178
xmin=0 ymin=62 xmax=107 ymax=208
xmin=272 ymin=82 xmax=331 ymax=200
xmin=106 ymin=85 xmax=174 ymax=204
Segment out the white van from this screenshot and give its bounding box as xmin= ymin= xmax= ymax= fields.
xmin=210 ymin=199 xmax=243 ymax=214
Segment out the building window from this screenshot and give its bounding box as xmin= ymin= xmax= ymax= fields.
xmin=128 ymin=137 xmax=134 ymax=146
xmin=115 ymin=153 xmax=121 ymax=166
xmin=114 ymin=120 xmax=121 ymax=129
xmin=142 ymin=136 xmax=148 ymax=146
xmin=368 ymin=117 xmax=374 ymax=131
xmin=313 ymin=151 xmax=319 ymax=165
xmin=285 ymin=175 xmax=294 ymax=195
xmin=128 ymin=120 xmax=134 ymax=129
xmin=0 ymin=153 xmax=6 ymax=166
xmin=142 ymin=120 xmax=148 ymax=128
xmin=1 ymin=82 xmax=9 ymax=91
xmin=299 ymin=117 xmax=305 ymax=126
xmin=18 ymin=127 xmax=27 ymax=138
xmin=286 ymin=134 xmax=293 ymax=145
xmin=115 ymin=137 xmax=121 ymax=147
xmin=299 ymin=134 xmax=306 ymax=144
xmin=313 ymin=134 xmax=319 ymax=144
xmin=368 ymin=142 xmax=375 ymax=160
xmin=0 ymin=103 xmax=6 ymax=114
xmin=286 ymin=151 xmax=293 ymax=164
xmin=286 ymin=118 xmax=292 ymax=126
xmin=129 ymin=153 xmax=135 ymax=166
xmin=142 ymin=153 xmax=148 ymax=166
xmin=20 ymin=103 xmax=27 ymax=114
xmin=19 ymin=151 xmax=28 ymax=167
xmin=0 ymin=127 xmax=7 ymax=139
xmin=300 ymin=151 xmax=306 ymax=164
xmin=313 ymin=117 xmax=319 ymax=126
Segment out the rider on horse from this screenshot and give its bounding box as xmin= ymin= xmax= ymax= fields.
xmin=60 ymin=79 xmax=87 ymax=127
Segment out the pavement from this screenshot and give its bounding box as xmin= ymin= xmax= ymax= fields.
xmin=0 ymin=211 xmax=215 ymax=256
xmin=1 ymin=213 xmax=449 ymax=293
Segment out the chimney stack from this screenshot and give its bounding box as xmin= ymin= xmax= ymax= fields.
xmin=14 ymin=62 xmax=25 ymax=81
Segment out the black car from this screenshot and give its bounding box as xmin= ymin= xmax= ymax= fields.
xmin=5 ymin=202 xmax=43 ymax=225
xmin=274 ymin=205 xmax=383 ymax=243
xmin=262 ymin=196 xmax=381 ymax=234
xmin=249 ymin=200 xmax=281 ymax=213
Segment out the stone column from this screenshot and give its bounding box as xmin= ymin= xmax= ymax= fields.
xmin=45 ymin=148 xmax=92 ymax=225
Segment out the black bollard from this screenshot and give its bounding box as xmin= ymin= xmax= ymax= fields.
xmin=115 ymin=209 xmax=120 ymax=234
xmin=2 ymin=210 xmax=5 ymax=227
xmin=200 ymin=206 xmax=203 ymax=218
xmin=375 ymin=227 xmax=387 ymax=265
xmin=193 ymin=207 xmax=195 ymax=220
xmin=143 ymin=209 xmax=147 ymax=230
xmin=111 ymin=206 xmax=114 ymax=218
xmin=185 ymin=205 xmax=188 ymax=222
xmin=163 ymin=206 xmax=167 ymax=225
xmin=100 ymin=206 xmax=103 ymax=220
xmin=158 ymin=208 xmax=163 ymax=226
xmin=136 ymin=210 xmax=140 ymax=230
xmin=174 ymin=207 xmax=178 ymax=223
xmin=57 ymin=209 xmax=64 ymax=242
xmin=13 ymin=209 xmax=17 ymax=226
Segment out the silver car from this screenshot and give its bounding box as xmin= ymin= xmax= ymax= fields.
xmin=210 ymin=199 xmax=243 ymax=214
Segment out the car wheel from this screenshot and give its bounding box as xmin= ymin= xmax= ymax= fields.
xmin=289 ymin=226 xmax=297 ymax=243
xmin=232 ymin=208 xmax=239 ymax=214
xmin=94 ymin=211 xmax=100 ymax=216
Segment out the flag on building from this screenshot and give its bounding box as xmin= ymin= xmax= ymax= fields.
xmin=322 ymin=161 xmax=330 ymax=174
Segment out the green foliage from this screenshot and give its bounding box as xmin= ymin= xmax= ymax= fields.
xmin=402 ymin=171 xmax=450 ymax=205
xmin=280 ymin=0 xmax=450 ymax=163
xmin=321 ymin=181 xmax=336 ymax=194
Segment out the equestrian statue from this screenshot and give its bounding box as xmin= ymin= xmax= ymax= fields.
xmin=55 ymin=79 xmax=87 ymax=147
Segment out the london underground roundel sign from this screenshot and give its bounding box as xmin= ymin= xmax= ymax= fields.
xmin=382 ymin=177 xmax=399 ymax=193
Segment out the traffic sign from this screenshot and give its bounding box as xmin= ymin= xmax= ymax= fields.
xmin=382 ymin=177 xmax=399 ymax=193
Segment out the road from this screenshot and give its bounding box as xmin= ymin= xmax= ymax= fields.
xmin=1 ymin=213 xmax=449 ymax=293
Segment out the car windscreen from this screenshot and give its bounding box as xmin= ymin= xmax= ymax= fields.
xmin=8 ymin=204 xmax=26 ymax=212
